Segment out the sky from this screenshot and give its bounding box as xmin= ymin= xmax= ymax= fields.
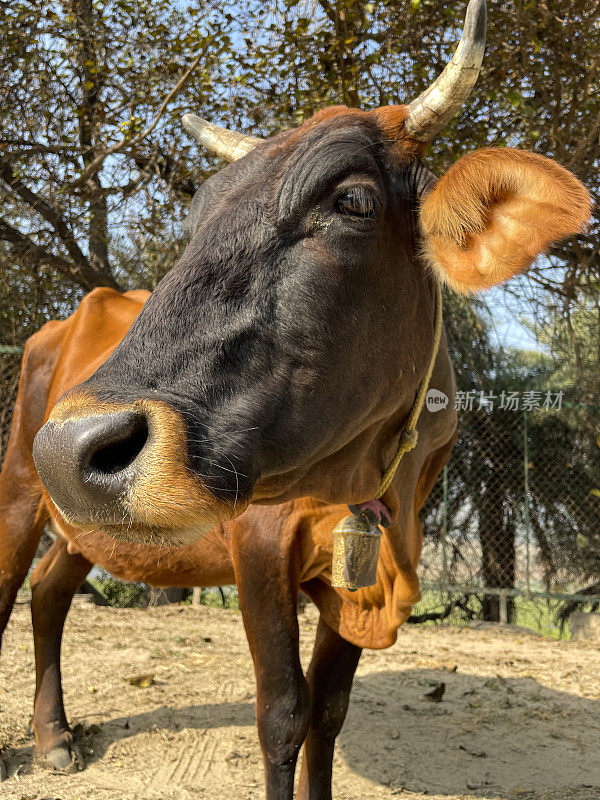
xmin=485 ymin=287 xmax=540 ymax=352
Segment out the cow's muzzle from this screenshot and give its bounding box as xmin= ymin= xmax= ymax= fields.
xmin=32 ymin=393 xmax=242 ymax=544
xmin=33 ymin=410 xmax=148 ymax=522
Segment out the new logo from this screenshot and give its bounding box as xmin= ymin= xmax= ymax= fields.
xmin=426 ymin=388 xmax=449 ymax=412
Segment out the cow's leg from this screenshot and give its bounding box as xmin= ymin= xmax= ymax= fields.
xmin=296 ymin=616 xmax=362 ymax=800
xmin=0 ymin=331 xmax=59 ymax=649
xmin=0 ymin=472 xmax=47 ymax=649
xmin=30 ymin=538 xmax=92 ymax=772
xmin=233 ymin=529 xmax=310 ymax=800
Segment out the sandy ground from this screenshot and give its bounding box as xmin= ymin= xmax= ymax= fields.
xmin=1 ymin=600 xmax=599 ymax=800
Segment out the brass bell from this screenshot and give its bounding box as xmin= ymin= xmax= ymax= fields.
xmin=331 ymin=513 xmax=382 ymax=591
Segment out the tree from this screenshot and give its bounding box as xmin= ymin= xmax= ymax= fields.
xmin=0 ymin=0 xmax=232 ymax=304
xmin=239 ymin=0 xmax=599 ymax=316
xmin=3 ymin=1 xmax=599 ymax=327
xmin=421 ymin=295 xmax=542 ymax=621
xmin=526 ymin=298 xmax=600 ymax=599
xmin=421 ymin=289 xmax=600 ymax=622
xmin=1 ymin=0 xmax=599 ymax=622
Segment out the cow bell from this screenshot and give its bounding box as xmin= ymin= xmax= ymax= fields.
xmin=331 ymin=513 xmax=382 ymax=592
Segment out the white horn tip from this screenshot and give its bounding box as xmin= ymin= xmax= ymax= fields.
xmin=405 ymin=0 xmax=487 ymax=142
xmin=463 ymin=0 xmax=487 ymax=60
xmin=181 ymin=113 xmax=262 ymax=162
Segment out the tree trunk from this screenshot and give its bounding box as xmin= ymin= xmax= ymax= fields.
xmin=479 ymin=483 xmax=515 ymax=622
xmin=74 ymin=0 xmax=112 ymax=282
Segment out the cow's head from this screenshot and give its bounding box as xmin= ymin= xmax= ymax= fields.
xmin=33 ymin=0 xmax=590 ymax=545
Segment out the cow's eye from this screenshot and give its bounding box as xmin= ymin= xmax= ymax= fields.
xmin=334 ymin=187 xmax=377 ymax=220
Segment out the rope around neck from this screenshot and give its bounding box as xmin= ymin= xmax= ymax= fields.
xmin=376 ymin=280 xmax=443 ymax=498
xmin=338 ymin=283 xmax=443 ymax=590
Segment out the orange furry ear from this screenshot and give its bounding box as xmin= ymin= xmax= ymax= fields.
xmin=419 ymin=148 xmax=591 ymax=294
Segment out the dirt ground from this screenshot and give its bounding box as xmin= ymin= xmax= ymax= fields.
xmin=1 ymin=600 xmax=599 ymax=800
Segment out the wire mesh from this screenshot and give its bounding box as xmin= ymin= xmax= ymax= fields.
xmin=1 ymin=347 xmax=598 ymax=634
xmin=419 ymin=397 xmax=600 ymax=637
xmin=0 ymin=346 xmax=23 ymax=464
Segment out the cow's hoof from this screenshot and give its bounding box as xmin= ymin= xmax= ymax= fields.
xmin=34 ymin=741 xmax=84 ymax=773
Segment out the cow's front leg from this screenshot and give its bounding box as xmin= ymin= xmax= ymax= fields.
xmin=233 ymin=526 xmax=310 ymax=800
xmin=296 ymin=615 xmax=362 ymax=800
xmin=30 ymin=538 xmax=92 ymax=772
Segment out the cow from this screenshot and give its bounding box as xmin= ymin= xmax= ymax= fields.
xmin=0 ymin=282 xmax=443 ymax=766
xmin=0 ymin=287 xmax=450 ymax=788
xmin=5 ymin=0 xmax=592 ymax=796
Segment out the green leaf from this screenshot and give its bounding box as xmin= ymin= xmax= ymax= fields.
xmin=507 ymin=89 xmax=521 ymax=108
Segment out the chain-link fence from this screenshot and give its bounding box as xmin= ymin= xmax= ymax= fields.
xmin=0 ymin=346 xmax=23 ymax=463
xmin=416 ymin=393 xmax=600 ymax=638
xmin=2 ymin=344 xmax=599 ymax=636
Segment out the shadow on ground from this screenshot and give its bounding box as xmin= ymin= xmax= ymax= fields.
xmin=3 ymin=669 xmax=600 ymax=799
xmin=338 ymin=669 xmax=600 ymax=799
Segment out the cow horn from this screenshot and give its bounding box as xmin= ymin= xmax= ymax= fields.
xmin=405 ymin=0 xmax=487 ymax=142
xmin=182 ymin=113 xmax=262 ymax=162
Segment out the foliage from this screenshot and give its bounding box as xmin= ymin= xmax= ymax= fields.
xmin=186 ymin=586 xmax=240 ymax=609
xmin=90 ymin=572 xmax=146 ymax=607
xmin=526 ymin=299 xmax=600 ymax=595
xmin=1 ymin=1 xmax=599 ymax=620
xmin=2 ymin=1 xmax=599 ymax=319
xmin=239 ymin=0 xmax=599 ymax=298
xmin=0 ymin=0 xmax=234 ymax=320
xmin=421 ymin=290 xmax=600 ymax=621
xmin=411 ymin=589 xmax=571 ymax=640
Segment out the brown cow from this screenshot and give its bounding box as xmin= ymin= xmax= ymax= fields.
xmin=5 ymin=1 xmax=592 ymax=797
xmin=0 ymin=287 xmax=447 ymax=784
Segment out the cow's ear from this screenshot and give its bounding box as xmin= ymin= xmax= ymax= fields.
xmin=419 ymin=148 xmax=591 ymax=294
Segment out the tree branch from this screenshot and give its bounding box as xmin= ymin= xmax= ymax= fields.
xmin=0 ymin=139 xmax=87 ymax=158
xmin=131 ymin=147 xmax=197 ymax=199
xmin=69 ymin=39 xmax=213 ymax=189
xmin=0 ymin=159 xmax=93 ymax=275
xmin=0 ymin=217 xmax=120 ymax=291
xmin=407 ymin=594 xmax=475 ymax=624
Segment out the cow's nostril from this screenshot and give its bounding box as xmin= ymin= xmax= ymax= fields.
xmin=33 ymin=409 xmax=152 ymax=523
xmin=87 ymin=415 xmax=149 ymax=476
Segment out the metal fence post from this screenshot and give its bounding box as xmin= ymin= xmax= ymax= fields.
xmin=523 ymin=409 xmax=532 ymax=596
xmin=441 ymin=464 xmax=449 ymax=587
xmin=499 ymin=589 xmax=508 ymax=625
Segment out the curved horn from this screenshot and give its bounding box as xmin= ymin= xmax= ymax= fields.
xmin=405 ymin=0 xmax=487 ymax=142
xmin=182 ymin=113 xmax=262 ymax=162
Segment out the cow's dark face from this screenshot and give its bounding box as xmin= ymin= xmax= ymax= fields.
xmin=33 ymin=103 xmax=591 ymax=545
xmin=33 ymin=108 xmax=437 ymax=543
xmin=32 ymin=0 xmax=493 ymax=544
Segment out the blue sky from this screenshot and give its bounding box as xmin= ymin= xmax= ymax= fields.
xmin=485 ymin=287 xmax=540 ymax=351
